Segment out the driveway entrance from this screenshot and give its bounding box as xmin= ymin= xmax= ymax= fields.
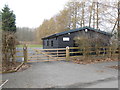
xmin=2 ymin=61 xmax=118 ymax=88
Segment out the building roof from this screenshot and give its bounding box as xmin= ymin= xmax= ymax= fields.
xmin=42 ymin=26 xmax=112 ymax=40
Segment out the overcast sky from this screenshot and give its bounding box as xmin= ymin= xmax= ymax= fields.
xmin=0 ymin=0 xmax=69 ymax=28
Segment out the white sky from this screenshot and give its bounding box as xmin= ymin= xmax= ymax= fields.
xmin=0 ymin=0 xmax=69 ymax=28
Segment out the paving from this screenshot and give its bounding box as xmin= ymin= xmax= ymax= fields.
xmin=1 ymin=61 xmax=118 ymax=88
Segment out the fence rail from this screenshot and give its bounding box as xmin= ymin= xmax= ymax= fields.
xmin=69 ymin=46 xmax=118 ymax=59
xmin=15 ymin=45 xmax=119 ymax=63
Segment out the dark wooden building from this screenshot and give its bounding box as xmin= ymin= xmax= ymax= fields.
xmin=42 ymin=26 xmax=111 ymax=49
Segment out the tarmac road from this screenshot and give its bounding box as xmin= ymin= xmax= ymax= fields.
xmin=1 ymin=61 xmax=118 ymax=88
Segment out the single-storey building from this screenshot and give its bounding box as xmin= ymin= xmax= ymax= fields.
xmin=42 ymin=26 xmax=112 ymax=49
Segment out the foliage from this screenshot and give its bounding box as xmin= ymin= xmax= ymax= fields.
xmin=110 ymin=36 xmax=118 ymax=54
xmin=2 ymin=5 xmax=16 ymax=32
xmin=36 ymin=0 xmax=117 ymax=44
xmin=0 ymin=11 xmax=2 ymax=44
xmin=17 ymin=44 xmax=42 ymax=48
xmin=74 ymin=35 xmax=91 ymax=48
xmin=1 ymin=5 xmax=17 ymax=70
xmin=2 ymin=32 xmax=16 ymax=70
xmin=16 ymin=27 xmax=35 ymax=41
xmin=74 ymin=33 xmax=109 ymax=47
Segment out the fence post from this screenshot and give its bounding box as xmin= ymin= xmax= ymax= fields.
xmin=83 ymin=47 xmax=86 ymax=59
xmin=23 ymin=44 xmax=28 ymax=63
xmin=108 ymin=46 xmax=111 ymax=58
xmin=66 ymin=46 xmax=70 ymax=61
xmin=95 ymin=45 xmax=99 ymax=56
xmin=57 ymin=50 xmax=58 ymax=60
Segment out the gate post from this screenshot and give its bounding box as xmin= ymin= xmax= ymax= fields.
xmin=23 ymin=44 xmax=28 ymax=63
xmin=66 ymin=46 xmax=70 ymax=61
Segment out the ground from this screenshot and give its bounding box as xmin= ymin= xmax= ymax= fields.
xmin=1 ymin=60 xmax=118 ymax=88
xmin=0 ymin=62 xmax=21 ymax=73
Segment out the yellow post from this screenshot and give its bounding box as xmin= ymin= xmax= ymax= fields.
xmin=23 ymin=44 xmax=28 ymax=63
xmin=95 ymin=45 xmax=99 ymax=56
xmin=57 ymin=50 xmax=58 ymax=61
xmin=66 ymin=46 xmax=70 ymax=61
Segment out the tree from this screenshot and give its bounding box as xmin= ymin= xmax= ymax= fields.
xmin=74 ymin=35 xmax=91 ymax=59
xmin=1 ymin=5 xmax=17 ymax=70
xmin=36 ymin=0 xmax=118 ymax=45
xmin=16 ymin=27 xmax=35 ymax=42
xmin=2 ymin=5 xmax=16 ymax=32
xmin=36 ymin=9 xmax=72 ymax=44
xmin=118 ymin=1 xmax=120 ymax=47
xmin=0 ymin=11 xmax=2 ymax=65
xmin=65 ymin=0 xmax=81 ymax=29
xmin=55 ymin=9 xmax=71 ymax=32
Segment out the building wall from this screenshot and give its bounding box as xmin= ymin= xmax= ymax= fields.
xmin=58 ymin=29 xmax=110 ymax=48
xmin=43 ymin=37 xmax=58 ymax=49
xmin=58 ymin=31 xmax=78 ymax=48
xmin=43 ymin=29 xmax=111 ymax=49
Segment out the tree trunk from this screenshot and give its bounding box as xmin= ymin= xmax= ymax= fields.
xmin=96 ymin=2 xmax=99 ymax=29
xmin=89 ymin=2 xmax=94 ymax=27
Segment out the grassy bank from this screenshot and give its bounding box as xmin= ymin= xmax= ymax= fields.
xmin=17 ymin=44 xmax=43 ymax=48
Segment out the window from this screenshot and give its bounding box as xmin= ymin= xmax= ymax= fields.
xmin=51 ymin=40 xmax=53 ymax=46
xmin=47 ymin=41 xmax=49 ymax=46
xmin=63 ymin=37 xmax=70 ymax=41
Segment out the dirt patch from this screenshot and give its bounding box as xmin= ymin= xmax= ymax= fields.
xmin=0 ymin=62 xmax=21 ymax=73
xmin=0 ymin=62 xmax=31 ymax=73
xmin=71 ymin=57 xmax=118 ymax=65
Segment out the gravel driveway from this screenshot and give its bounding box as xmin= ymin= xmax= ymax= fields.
xmin=1 ymin=60 xmax=118 ymax=88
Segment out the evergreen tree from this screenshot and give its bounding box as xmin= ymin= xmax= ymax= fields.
xmin=2 ymin=5 xmax=16 ymax=32
xmin=1 ymin=5 xmax=17 ymax=69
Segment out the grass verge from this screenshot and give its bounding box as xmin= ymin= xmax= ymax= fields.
xmin=17 ymin=44 xmax=43 ymax=48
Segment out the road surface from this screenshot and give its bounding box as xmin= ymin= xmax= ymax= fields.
xmin=1 ymin=61 xmax=118 ymax=88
